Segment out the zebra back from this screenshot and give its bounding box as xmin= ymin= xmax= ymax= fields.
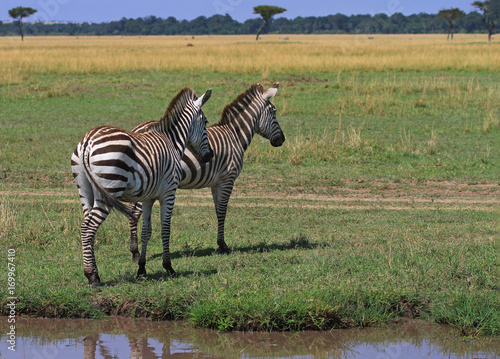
xmin=180 ymin=83 xmax=284 ymax=188
xmin=147 ymin=87 xmax=199 ymax=155
xmin=75 ymin=87 xmax=211 ymax=205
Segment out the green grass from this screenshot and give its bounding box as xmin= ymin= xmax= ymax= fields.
xmin=0 ymin=196 xmax=497 ymax=335
xmin=0 ymin=71 xmax=498 ymax=190
xmin=0 ymin=70 xmax=498 ymax=336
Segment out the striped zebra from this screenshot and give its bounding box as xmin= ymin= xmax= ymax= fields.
xmin=128 ymin=83 xmax=285 ymax=259
xmin=71 ymin=88 xmax=213 ymax=286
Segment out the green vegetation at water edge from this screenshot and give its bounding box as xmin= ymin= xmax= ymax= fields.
xmin=0 ymin=197 xmax=497 ymax=335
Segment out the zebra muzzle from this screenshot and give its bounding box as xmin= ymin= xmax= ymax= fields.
xmin=271 ymin=133 xmax=285 ymax=147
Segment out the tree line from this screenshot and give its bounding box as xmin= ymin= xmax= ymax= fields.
xmin=0 ymin=11 xmax=495 ymax=37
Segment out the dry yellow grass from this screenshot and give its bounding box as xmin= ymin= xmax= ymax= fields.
xmin=0 ymin=34 xmax=498 ymax=83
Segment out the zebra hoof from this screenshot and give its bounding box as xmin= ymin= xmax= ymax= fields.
xmin=163 ymin=264 xmax=177 ymax=277
xmin=137 ymin=266 xmax=146 ymax=279
xmin=86 ymin=273 xmax=101 ymax=287
xmin=217 ymin=245 xmax=231 ymax=255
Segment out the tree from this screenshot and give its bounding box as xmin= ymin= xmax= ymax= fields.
xmin=253 ymin=5 xmax=286 ymax=40
xmin=438 ymin=8 xmax=465 ymax=40
xmin=472 ymin=1 xmax=497 ymax=41
xmin=8 ymin=6 xmax=37 ymax=41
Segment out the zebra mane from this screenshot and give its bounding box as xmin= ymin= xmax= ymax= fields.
xmin=159 ymin=87 xmax=197 ymax=128
xmin=213 ymin=84 xmax=264 ymax=127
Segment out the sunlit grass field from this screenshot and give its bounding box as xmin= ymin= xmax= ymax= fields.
xmin=0 ymin=34 xmax=498 ymax=82
xmin=0 ymin=34 xmax=498 ymax=335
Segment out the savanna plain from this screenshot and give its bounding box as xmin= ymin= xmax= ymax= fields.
xmin=0 ymin=34 xmax=498 ymax=336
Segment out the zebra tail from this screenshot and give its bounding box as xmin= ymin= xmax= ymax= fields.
xmin=82 ymin=145 xmax=137 ymax=221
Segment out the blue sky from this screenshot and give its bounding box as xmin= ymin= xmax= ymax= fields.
xmin=1 ymin=1 xmax=479 ymax=23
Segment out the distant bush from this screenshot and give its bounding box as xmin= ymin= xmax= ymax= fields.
xmin=0 ymin=11 xmax=489 ymax=37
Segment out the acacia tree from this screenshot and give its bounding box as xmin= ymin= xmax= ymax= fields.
xmin=438 ymin=8 xmax=465 ymax=40
xmin=8 ymin=6 xmax=37 ymax=41
xmin=472 ymin=1 xmax=497 ymax=41
xmin=253 ymin=5 xmax=286 ymax=40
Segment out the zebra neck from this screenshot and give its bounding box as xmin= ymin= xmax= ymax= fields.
xmin=227 ymin=110 xmax=260 ymax=153
xmin=217 ymin=86 xmax=266 ymax=153
xmin=155 ymin=119 xmax=191 ymax=156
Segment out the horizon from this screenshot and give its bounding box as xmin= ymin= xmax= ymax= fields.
xmin=0 ymin=9 xmax=485 ymax=26
xmin=1 ymin=1 xmax=478 ymax=24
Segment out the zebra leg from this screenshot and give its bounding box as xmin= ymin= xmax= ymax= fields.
xmin=71 ymin=151 xmax=93 ymax=219
xmin=73 ymin=158 xmax=105 ymax=286
xmin=128 ymin=202 xmax=142 ymax=263
xmin=160 ymin=192 xmax=177 ymax=277
xmin=80 ymin=205 xmax=111 ymax=286
xmin=137 ymin=201 xmax=153 ymax=278
xmin=211 ymin=183 xmax=233 ymax=254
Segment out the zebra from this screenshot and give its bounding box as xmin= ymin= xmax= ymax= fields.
xmin=71 ymin=87 xmax=213 ymax=286
xmin=128 ymin=83 xmax=285 ymax=259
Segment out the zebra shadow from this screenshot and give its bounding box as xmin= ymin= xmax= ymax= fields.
xmin=148 ymin=235 xmax=323 ymax=260
xmin=149 ymin=246 xmax=215 ymax=261
xmin=102 ymin=237 xmax=322 ymax=286
xmin=233 ymin=236 xmax=326 ymax=254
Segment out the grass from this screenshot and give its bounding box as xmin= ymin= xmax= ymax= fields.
xmin=0 ymin=196 xmax=497 ymax=335
xmin=0 ymin=35 xmax=498 ymax=80
xmin=1 ymin=70 xmax=497 ymax=189
xmin=0 ymin=34 xmax=498 ymax=336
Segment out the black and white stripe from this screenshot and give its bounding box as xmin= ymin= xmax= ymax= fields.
xmin=71 ymin=88 xmax=213 ymax=286
xmin=128 ymin=84 xmax=284 ymax=258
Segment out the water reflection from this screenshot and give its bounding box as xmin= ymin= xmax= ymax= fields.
xmin=0 ymin=317 xmax=497 ymax=359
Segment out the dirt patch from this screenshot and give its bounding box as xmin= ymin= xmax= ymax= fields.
xmin=2 ymin=180 xmax=497 ymax=212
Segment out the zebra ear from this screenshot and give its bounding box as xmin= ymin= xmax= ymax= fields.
xmin=195 ymin=89 xmax=212 ymax=108
xmin=262 ymin=86 xmax=278 ymax=100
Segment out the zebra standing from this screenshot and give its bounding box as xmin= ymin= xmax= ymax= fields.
xmin=128 ymin=83 xmax=285 ymax=258
xmin=71 ymin=88 xmax=213 ymax=286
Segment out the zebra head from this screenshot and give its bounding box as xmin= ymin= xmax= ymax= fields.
xmin=188 ymin=89 xmax=214 ymax=163
xmin=256 ymin=83 xmax=286 ymax=147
